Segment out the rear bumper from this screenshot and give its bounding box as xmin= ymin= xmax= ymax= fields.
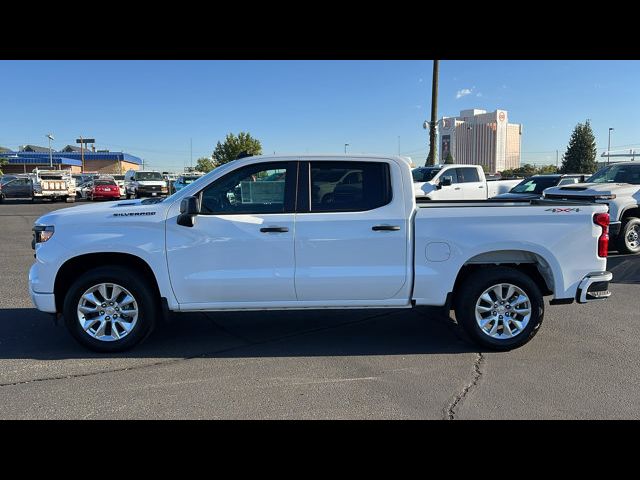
xmin=576 ymin=271 xmax=613 ymax=304
xmin=609 ymin=221 xmax=621 ymax=236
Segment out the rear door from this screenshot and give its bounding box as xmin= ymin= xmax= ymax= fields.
xmin=456 ymin=167 xmax=485 ymax=199
xmin=294 ymin=160 xmax=409 ymax=302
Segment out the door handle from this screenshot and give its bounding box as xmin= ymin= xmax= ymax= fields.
xmin=372 ymin=225 xmax=400 ymax=231
xmin=454 ymin=187 xmax=461 ymax=190
xmin=260 ymin=227 xmax=289 ymax=233
xmin=478 ymin=185 xmax=484 ymax=188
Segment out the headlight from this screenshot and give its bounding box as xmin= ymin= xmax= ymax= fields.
xmin=32 ymin=225 xmax=55 ymax=248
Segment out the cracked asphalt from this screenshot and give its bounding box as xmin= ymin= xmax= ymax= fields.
xmin=1 ymin=199 xmax=639 ymax=419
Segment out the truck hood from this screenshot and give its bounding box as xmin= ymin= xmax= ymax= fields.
xmin=544 ymin=182 xmax=640 ymax=197
xmin=134 ymin=180 xmax=166 ymax=186
xmin=35 ymin=198 xmax=170 ymax=227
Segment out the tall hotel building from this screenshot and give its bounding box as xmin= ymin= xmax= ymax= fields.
xmin=437 ymin=109 xmax=522 ymax=173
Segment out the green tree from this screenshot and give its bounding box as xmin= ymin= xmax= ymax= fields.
xmin=538 ymin=164 xmax=559 ymax=174
xmin=0 ymin=157 xmax=7 ymax=175
xmin=560 ymin=120 xmax=598 ymax=174
xmin=195 ymin=156 xmax=216 ymax=173
xmin=444 ymin=152 xmax=454 ymax=164
xmin=481 ymin=164 xmax=490 ymax=174
xmin=213 ymin=132 xmax=262 ymax=167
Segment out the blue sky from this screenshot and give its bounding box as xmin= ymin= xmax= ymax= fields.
xmin=1 ymin=60 xmax=638 ymax=171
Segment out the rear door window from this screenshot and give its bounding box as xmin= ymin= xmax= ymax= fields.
xmin=309 ymin=161 xmax=391 ymax=212
xmin=456 ymin=167 xmax=480 ymax=183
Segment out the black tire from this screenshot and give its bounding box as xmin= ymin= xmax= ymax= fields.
xmin=615 ymin=217 xmax=640 ymax=254
xmin=454 ymin=266 xmax=544 ymax=351
xmin=0 ymin=194 xmax=4 ymax=203
xmin=63 ymin=266 xmax=157 ymax=352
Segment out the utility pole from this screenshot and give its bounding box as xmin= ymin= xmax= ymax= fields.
xmin=46 ymin=133 xmax=54 ymax=169
xmin=607 ymin=127 xmax=614 ymax=165
xmin=344 ymin=143 xmax=349 ymax=154
xmin=80 ymin=136 xmax=84 ymax=173
xmin=427 ymin=60 xmax=439 ymax=165
xmin=556 ymin=150 xmax=558 ymax=169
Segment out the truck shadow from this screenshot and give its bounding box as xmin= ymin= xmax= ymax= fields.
xmin=0 ymin=307 xmax=478 ymax=360
xmin=607 ymin=252 xmax=640 ymax=284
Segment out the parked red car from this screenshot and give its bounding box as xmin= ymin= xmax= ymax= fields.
xmin=90 ymin=179 xmax=121 ymax=201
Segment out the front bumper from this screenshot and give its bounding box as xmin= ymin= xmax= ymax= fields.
xmin=30 ymin=289 xmax=57 ymax=313
xmin=576 ymin=271 xmax=613 ymax=304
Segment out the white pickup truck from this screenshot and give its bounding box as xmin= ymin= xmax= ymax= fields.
xmin=543 ymin=161 xmax=640 ymax=254
xmin=29 ymin=154 xmax=612 ymax=353
xmin=412 ymin=164 xmax=520 ymax=200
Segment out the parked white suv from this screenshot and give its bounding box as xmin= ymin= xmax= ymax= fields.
xmin=124 ymin=170 xmax=168 ymax=199
xmin=544 ymin=161 xmax=640 ymax=254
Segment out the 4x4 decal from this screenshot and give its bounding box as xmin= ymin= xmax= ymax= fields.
xmin=545 ymin=208 xmax=581 ymax=213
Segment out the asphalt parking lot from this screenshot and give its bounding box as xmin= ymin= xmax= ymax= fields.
xmin=1 ymin=198 xmax=639 ymax=419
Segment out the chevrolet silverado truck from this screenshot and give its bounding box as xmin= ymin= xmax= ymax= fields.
xmin=29 ymin=154 xmax=612 ymax=352
xmin=543 ymin=161 xmax=640 ymax=254
xmin=412 ymin=164 xmax=520 ymax=199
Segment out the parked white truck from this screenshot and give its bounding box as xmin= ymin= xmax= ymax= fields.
xmin=29 ymin=154 xmax=612 ymax=352
xmin=543 ymin=161 xmax=640 ymax=254
xmin=412 ymin=164 xmax=521 ymax=200
xmin=32 ymin=168 xmax=76 ymax=203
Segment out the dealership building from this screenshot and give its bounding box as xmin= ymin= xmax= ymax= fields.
xmin=436 ymin=109 xmax=522 ymax=173
xmin=0 ymin=146 xmax=143 ymax=175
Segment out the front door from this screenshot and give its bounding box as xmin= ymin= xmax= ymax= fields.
xmin=4 ymin=178 xmax=31 ymax=198
xmin=166 ymin=161 xmax=298 ymax=306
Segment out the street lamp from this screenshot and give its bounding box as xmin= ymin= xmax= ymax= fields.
xmin=46 ymin=133 xmax=54 ymax=168
xmin=607 ymin=128 xmax=614 ymax=165
xmin=344 ymin=143 xmax=349 ymax=154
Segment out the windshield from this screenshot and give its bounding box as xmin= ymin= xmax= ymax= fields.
xmin=95 ymin=180 xmax=116 ymax=186
xmin=136 ymin=172 xmax=163 ymax=181
xmin=412 ymin=167 xmax=441 ymax=182
xmin=587 ymin=164 xmax=640 ymax=185
xmin=180 ymin=176 xmax=200 ymax=184
xmin=510 ymin=176 xmax=561 ymax=194
xmin=112 ymin=175 xmax=125 ymax=181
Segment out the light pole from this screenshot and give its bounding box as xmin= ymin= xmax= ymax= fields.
xmin=344 ymin=143 xmax=349 ymax=154
xmin=607 ymin=128 xmax=614 ymax=165
xmin=46 ymin=133 xmax=54 ymax=168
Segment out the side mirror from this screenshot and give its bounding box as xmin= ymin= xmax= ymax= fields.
xmin=440 ymin=176 xmax=452 ymax=187
xmin=177 ymin=196 xmax=200 ymax=227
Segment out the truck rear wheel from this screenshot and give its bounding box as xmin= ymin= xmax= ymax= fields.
xmin=454 ymin=266 xmax=544 ymax=351
xmin=63 ymin=266 xmax=157 ymax=352
xmin=616 ymin=217 xmax=640 ymax=254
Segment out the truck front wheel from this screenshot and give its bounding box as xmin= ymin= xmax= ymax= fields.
xmin=63 ymin=266 xmax=157 ymax=352
xmin=454 ymin=267 xmax=544 ymax=351
xmin=616 ymin=217 xmax=640 ymax=254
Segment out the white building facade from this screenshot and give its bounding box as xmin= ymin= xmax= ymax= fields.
xmin=437 ymin=109 xmax=522 ymax=173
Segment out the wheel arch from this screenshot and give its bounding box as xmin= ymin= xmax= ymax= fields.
xmin=54 ymin=252 xmax=162 ymax=313
xmin=448 ymin=250 xmax=555 ymax=310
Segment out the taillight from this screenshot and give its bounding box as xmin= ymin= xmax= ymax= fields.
xmin=594 ymin=213 xmax=610 ymax=258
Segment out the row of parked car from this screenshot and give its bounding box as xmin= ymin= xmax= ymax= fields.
xmin=412 ymin=161 xmax=640 ymax=254
xmin=0 ymin=169 xmax=206 ymax=202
